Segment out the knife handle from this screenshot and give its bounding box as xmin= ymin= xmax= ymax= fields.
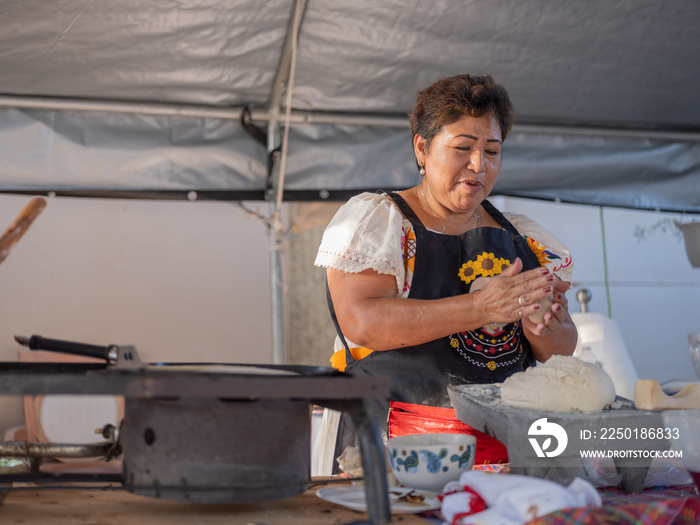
xmin=17 ymin=335 xmax=113 ymax=362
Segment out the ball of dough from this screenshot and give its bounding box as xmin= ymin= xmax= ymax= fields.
xmin=527 ymin=294 xmax=554 ymax=324
xmin=500 ymin=355 xmax=616 ymax=411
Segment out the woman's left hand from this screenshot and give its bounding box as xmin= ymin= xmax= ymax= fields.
xmin=521 ymin=278 xmax=572 ymax=337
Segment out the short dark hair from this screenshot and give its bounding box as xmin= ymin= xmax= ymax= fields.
xmin=409 ymin=74 xmax=515 ymax=154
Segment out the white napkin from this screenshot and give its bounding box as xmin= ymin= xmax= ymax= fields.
xmin=441 ymin=470 xmax=601 ymax=525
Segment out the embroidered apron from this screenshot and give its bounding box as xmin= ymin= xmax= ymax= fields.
xmin=327 ymin=192 xmax=541 ymax=466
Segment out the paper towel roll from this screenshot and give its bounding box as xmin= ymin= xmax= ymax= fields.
xmin=571 ymin=312 xmax=639 ymax=400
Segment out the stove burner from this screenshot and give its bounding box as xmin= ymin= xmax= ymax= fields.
xmin=0 ymin=336 xmax=393 ymax=524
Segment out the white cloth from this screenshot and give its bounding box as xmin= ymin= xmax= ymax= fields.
xmin=441 ymin=470 xmax=601 ymax=525
xmin=311 ymin=407 xmax=340 ymax=477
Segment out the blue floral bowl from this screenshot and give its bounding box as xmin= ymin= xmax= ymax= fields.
xmin=387 ymin=433 xmax=476 ymax=494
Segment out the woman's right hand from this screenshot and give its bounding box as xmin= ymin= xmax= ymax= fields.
xmin=474 ymin=257 xmax=556 ymax=325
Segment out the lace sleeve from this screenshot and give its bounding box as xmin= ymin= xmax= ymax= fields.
xmin=314 ymin=192 xmax=406 ymax=293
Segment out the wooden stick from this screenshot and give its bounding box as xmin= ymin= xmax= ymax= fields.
xmin=0 ymin=197 xmax=47 ymax=264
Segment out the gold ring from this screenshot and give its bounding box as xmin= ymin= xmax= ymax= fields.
xmin=518 ymin=295 xmax=526 ymax=307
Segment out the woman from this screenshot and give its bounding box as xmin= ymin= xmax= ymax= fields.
xmin=315 ymin=74 xmax=577 ymax=469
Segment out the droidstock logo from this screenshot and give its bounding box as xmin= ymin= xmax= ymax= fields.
xmin=528 ymin=418 xmax=568 ymax=458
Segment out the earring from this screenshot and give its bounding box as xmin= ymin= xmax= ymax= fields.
xmin=419 ymin=166 xmax=425 ymax=175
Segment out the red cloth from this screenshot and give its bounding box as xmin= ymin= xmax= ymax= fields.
xmin=387 ymin=400 xmax=509 ymax=465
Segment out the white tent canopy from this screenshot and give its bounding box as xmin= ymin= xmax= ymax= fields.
xmin=1 ymin=0 xmax=699 ymax=212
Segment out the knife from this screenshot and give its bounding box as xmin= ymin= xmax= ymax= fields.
xmin=14 ymin=335 xmax=118 ymax=364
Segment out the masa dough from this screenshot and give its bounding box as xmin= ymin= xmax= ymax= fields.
xmin=500 ymin=355 xmax=616 ymax=411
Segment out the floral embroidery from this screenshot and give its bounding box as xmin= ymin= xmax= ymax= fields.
xmin=449 ymin=320 xmax=525 ymax=371
xmin=452 ymin=251 xmax=529 ymax=370
xmin=474 ymin=253 xmax=496 ymax=276
xmin=402 ymin=226 xmax=417 ymax=293
xmin=404 ymin=228 xmax=417 ymax=272
xmin=458 ymin=260 xmax=478 ymax=284
xmin=458 ymin=253 xmax=510 ymax=284
xmin=522 ymin=235 xmax=573 ymax=275
xmin=524 ymin=236 xmax=557 ymax=265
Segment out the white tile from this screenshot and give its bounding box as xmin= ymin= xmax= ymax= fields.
xmin=603 ymin=207 xmax=695 ymax=284
xmin=610 ymin=285 xmax=700 ymax=383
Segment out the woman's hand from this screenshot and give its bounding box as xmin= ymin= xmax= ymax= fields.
xmin=474 ymin=257 xmax=577 ymax=360
xmin=521 ymin=279 xmax=571 ymax=337
xmin=474 ymin=257 xmax=557 ymax=325
xmin=521 ymin=277 xmax=577 ymax=361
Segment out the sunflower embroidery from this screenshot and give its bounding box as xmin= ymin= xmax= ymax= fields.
xmin=458 ymin=260 xmax=478 ymax=284
xmin=491 ymin=257 xmax=508 ymax=274
xmin=474 ymin=253 xmax=497 ymax=276
xmin=458 ymin=252 xmax=511 ymax=284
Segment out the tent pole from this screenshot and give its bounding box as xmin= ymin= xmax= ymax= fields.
xmin=2 ymin=95 xmax=700 ymax=142
xmin=266 ymin=0 xmax=308 ymax=365
xmin=267 ymin=139 xmax=286 ymax=366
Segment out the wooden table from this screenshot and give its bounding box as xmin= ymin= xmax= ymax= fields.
xmin=0 ymin=483 xmax=436 ymax=525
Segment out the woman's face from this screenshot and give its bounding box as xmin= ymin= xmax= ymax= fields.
xmin=415 ymin=112 xmax=502 ymax=214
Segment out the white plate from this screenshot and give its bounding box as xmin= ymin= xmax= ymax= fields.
xmin=316 ymin=485 xmax=440 ymax=514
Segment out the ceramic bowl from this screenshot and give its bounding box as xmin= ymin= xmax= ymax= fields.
xmin=387 ymin=433 xmax=476 ymax=493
